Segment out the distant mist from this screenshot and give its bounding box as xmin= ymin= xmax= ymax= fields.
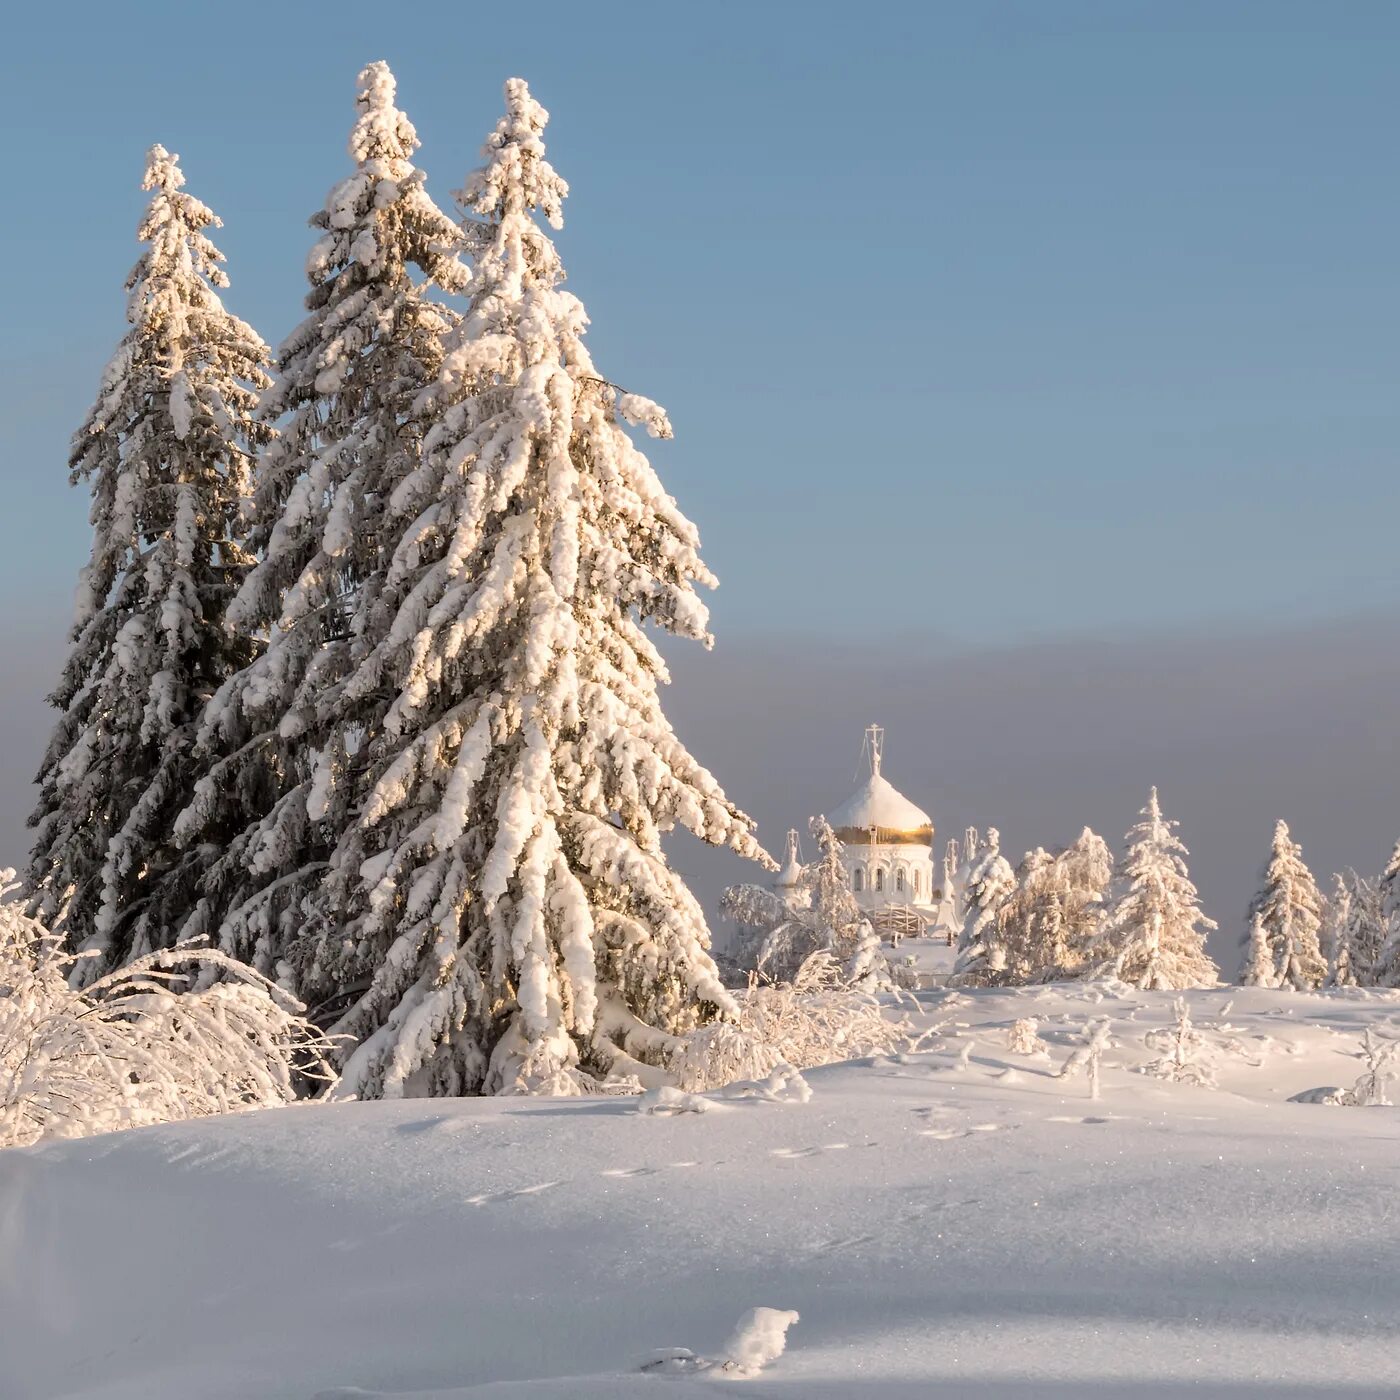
xmin=5 ymin=613 xmax=1397 ymax=974
xmin=662 ymin=617 xmax=1400 ymax=969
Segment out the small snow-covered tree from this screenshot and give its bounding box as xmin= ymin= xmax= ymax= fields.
xmin=1093 ymin=789 xmax=1218 ymax=990
xmin=27 ymin=146 xmax=273 ymax=982
xmin=1048 ymin=826 xmax=1114 ymax=977
xmin=174 ymin=61 xmax=469 ymax=982
xmin=1244 ymin=820 xmax=1326 ymax=991
xmin=1140 ymin=998 xmax=1216 ymax=1087
xmin=1325 ymin=870 xmax=1381 ymax=988
xmin=801 ymin=816 xmax=870 ymax=965
xmin=717 ymin=882 xmax=792 ymax=982
xmin=1006 ymin=1017 xmax=1043 ymax=1056
xmin=1350 ymin=1027 xmax=1400 ymax=1106
xmin=995 ymin=847 xmax=1057 ymax=984
xmin=0 ymin=871 xmax=330 ymax=1149
xmin=721 ymin=817 xmax=892 ymax=987
xmin=1058 ymin=1017 xmax=1113 ymax=1100
xmin=951 ymin=827 xmax=1015 ymax=986
xmin=303 ymin=79 xmax=770 ymax=1097
xmin=991 ymin=828 xmax=1114 ymax=984
xmin=1371 ymin=842 xmax=1400 ymax=988
xmin=1240 ymin=912 xmax=1277 ymax=988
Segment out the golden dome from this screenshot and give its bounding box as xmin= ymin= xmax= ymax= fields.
xmin=828 ymin=728 xmax=934 ymax=847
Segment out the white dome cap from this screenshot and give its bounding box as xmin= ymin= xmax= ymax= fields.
xmin=828 ymin=726 xmax=933 ymax=847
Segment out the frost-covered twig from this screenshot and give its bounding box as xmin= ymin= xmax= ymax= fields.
xmin=1058 ymin=1018 xmax=1114 ymax=1100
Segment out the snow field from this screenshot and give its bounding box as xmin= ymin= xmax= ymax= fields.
xmin=7 ymin=984 xmax=1400 ymax=1399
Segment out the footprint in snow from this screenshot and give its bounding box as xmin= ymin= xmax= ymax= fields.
xmin=921 ymin=1122 xmax=1013 ymax=1140
xmin=602 ymin=1166 xmax=661 ymax=1178
xmin=770 ymin=1143 xmax=850 ymax=1159
xmin=1046 ymin=1114 xmax=1111 ymax=1125
xmin=466 ymin=1180 xmax=561 ymax=1205
xmin=809 ymin=1232 xmax=878 ymax=1255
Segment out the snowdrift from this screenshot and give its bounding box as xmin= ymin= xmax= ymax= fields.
xmin=6 ymin=984 xmax=1400 ymax=1399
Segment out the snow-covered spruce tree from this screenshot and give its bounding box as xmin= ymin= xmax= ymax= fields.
xmin=1047 ymin=826 xmax=1114 ymax=978
xmin=994 ymin=847 xmax=1057 ymax=984
xmin=1371 ymin=842 xmax=1400 ymax=988
xmin=173 ymin=62 xmax=469 ymax=981
xmin=302 ymin=79 xmax=769 ymax=1096
xmin=1240 ymin=912 xmax=1277 ymax=988
xmin=27 ymin=146 xmax=273 ymax=983
xmin=997 ymin=832 xmax=1110 ymax=984
xmin=1092 ymin=789 xmax=1219 ymax=990
xmin=1244 ymin=820 xmax=1326 ymax=991
xmin=951 ymin=827 xmax=1015 ymax=986
xmin=1324 ymin=870 xmax=1382 ymax=988
xmin=1139 ymin=997 xmax=1217 ymax=1087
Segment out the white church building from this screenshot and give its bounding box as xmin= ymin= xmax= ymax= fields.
xmin=823 ymin=726 xmax=945 ymax=940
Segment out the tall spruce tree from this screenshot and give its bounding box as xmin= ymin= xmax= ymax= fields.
xmin=174 ymin=62 xmax=469 ymax=981
xmin=28 ymin=146 xmax=273 ymax=982
xmin=1244 ymin=820 xmax=1326 ymax=990
xmin=299 ymin=79 xmax=769 ymax=1097
xmin=1093 ymin=789 xmax=1218 ymax=990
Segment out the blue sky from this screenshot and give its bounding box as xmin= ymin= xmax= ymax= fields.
xmin=2 ymin=1 xmax=1398 ymax=934
xmin=6 ymin=0 xmax=1400 ymax=644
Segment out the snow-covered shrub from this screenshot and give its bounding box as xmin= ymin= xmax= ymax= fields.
xmin=0 ymin=873 xmax=331 ymax=1148
xmin=718 ymin=1065 xmax=813 ymax=1103
xmin=1138 ymin=998 xmax=1217 ymax=1087
xmin=672 ymin=952 xmax=909 ymax=1091
xmin=1350 ymin=1028 xmax=1400 ymax=1107
xmin=1006 ymin=1018 xmax=1044 ymax=1056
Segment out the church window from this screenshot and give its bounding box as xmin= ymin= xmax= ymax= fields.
xmin=875 ymin=869 xmax=885 ymax=893
xmin=853 ymin=867 xmax=865 ymax=892
xmin=895 ymin=869 xmax=905 ymax=893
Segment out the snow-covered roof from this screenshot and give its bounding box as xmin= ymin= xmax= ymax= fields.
xmin=828 ymin=772 xmax=933 ymax=841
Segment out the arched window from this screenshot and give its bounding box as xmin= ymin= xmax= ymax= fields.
xmin=911 ymin=870 xmax=920 ymax=896
xmin=852 ymin=867 xmax=865 ymax=892
xmin=895 ymin=868 xmax=906 ymax=893
xmin=875 ymin=868 xmax=885 ymax=893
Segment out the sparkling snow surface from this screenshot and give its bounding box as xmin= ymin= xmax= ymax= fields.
xmin=6 ymin=985 xmax=1400 ymax=1399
